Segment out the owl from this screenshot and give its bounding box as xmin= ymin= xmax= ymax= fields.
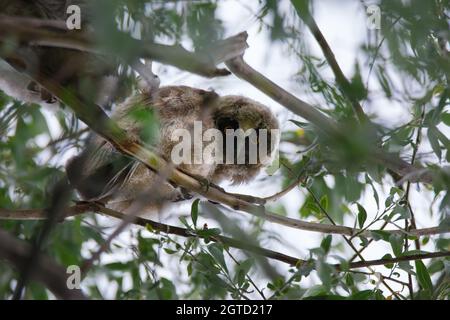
xmin=66 ymin=86 xmax=279 ymax=214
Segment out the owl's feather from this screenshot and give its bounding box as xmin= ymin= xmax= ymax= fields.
xmin=67 ymin=86 xmax=279 ymax=215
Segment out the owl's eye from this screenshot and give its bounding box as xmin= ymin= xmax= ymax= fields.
xmin=217 ymin=117 xmax=239 ymax=133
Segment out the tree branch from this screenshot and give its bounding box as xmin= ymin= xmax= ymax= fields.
xmin=1 ymin=204 xmax=305 ymax=268
xmin=228 ymin=57 xmax=337 ymax=136
xmin=96 ymin=204 xmax=301 ymax=268
xmin=1 ymin=205 xmax=448 ymax=271
xmin=0 ymin=15 xmax=247 ymax=78
xmin=343 ymin=252 xmax=450 ymax=270
xmin=0 ymin=228 xmax=87 ymax=300
xmin=1 ymin=203 xmax=448 ymax=242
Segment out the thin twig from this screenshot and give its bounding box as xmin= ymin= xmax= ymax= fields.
xmin=1 ymin=204 xmax=448 ymax=271
xmin=403 ymin=106 xmax=426 ymax=298
xmin=308 ymin=187 xmax=402 ymax=299
xmin=223 ymin=246 xmax=266 ymax=299
xmin=0 ymin=15 xmax=248 ymax=78
xmin=1 ymin=203 xmax=448 ymax=238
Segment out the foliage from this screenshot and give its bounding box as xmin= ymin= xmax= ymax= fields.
xmin=0 ymin=0 xmax=449 ymax=300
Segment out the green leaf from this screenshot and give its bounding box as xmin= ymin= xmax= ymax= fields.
xmin=179 ymin=216 xmax=191 ymax=229
xmin=415 ymin=260 xmax=433 ymax=292
xmin=28 ymin=106 xmax=50 ymax=136
xmin=302 ymin=285 xmax=328 ymax=298
xmin=104 ymin=262 xmax=130 ymax=271
xmin=265 ymin=154 xmax=280 ymax=176
xmin=384 ymin=195 xmax=394 ymax=208
xmin=235 ymin=258 xmax=253 ymax=287
xmin=163 ymin=248 xmax=177 ymax=255
xmin=304 ymin=294 xmax=346 ymax=300
xmin=320 ymin=195 xmax=329 ymax=211
xmin=196 ymin=227 xmax=221 ymax=240
xmin=299 ymin=196 xmax=322 ymax=218
xmin=350 ymin=290 xmax=374 ymax=300
xmin=427 ymin=127 xmax=442 ymax=160
xmin=349 ymin=62 xmax=368 ymax=101
xmin=356 ymin=203 xmax=367 ymax=228
xmin=191 ymin=199 xmax=200 ymax=227
xmin=207 ymin=243 xmax=228 ymax=273
xmin=28 ymin=282 xmax=49 ymax=300
xmin=376 ymin=66 xmax=392 ymax=98
xmin=159 ymin=277 xmax=178 ymax=300
xmin=391 ymin=205 xmax=411 ymax=221
xmin=315 ymin=260 xmax=333 ymax=289
xmin=390 ymin=187 xmax=404 ymax=196
xmin=370 ymin=230 xmax=390 ymax=242
xmin=432 ymin=83 xmax=445 ymax=96
xmin=439 ymin=217 xmax=450 ymax=229
xmin=433 ymin=127 xmax=450 ymax=149
xmin=345 ymin=273 xmax=354 ymax=287
xmin=402 ymin=250 xmax=430 ymax=256
xmin=381 ymin=253 xmax=394 ymax=269
xmin=398 ymin=261 xmax=414 ymax=274
xmin=187 ymin=262 xmax=193 ymax=276
xmin=359 ymin=236 xmax=369 ymax=247
xmin=389 ymin=233 xmax=404 ymax=257
xmin=289 ymin=119 xmax=309 ymax=128
xmin=442 ymin=112 xmax=450 ymax=126
xmin=270 ymin=203 xmax=287 ymax=216
xmin=365 ymin=175 xmax=380 ymax=210
xmin=320 ymin=235 xmax=332 ymax=254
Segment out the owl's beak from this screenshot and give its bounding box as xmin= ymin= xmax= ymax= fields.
xmin=239 ymin=120 xmax=254 ymax=131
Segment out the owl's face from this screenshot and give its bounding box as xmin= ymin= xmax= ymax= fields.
xmin=212 ymin=95 xmax=279 ymax=184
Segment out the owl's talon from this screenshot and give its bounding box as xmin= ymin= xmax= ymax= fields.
xmin=192 ymin=175 xmax=226 ymax=194
xmin=27 ymin=81 xmax=40 ymax=94
xmin=180 ymin=187 xmax=194 ymax=200
xmin=198 ymin=177 xmax=210 ymax=193
xmin=171 ymin=187 xmax=194 ymax=202
xmin=181 ymin=188 xmax=194 ymax=200
xmin=186 ymin=173 xmax=211 ymax=193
